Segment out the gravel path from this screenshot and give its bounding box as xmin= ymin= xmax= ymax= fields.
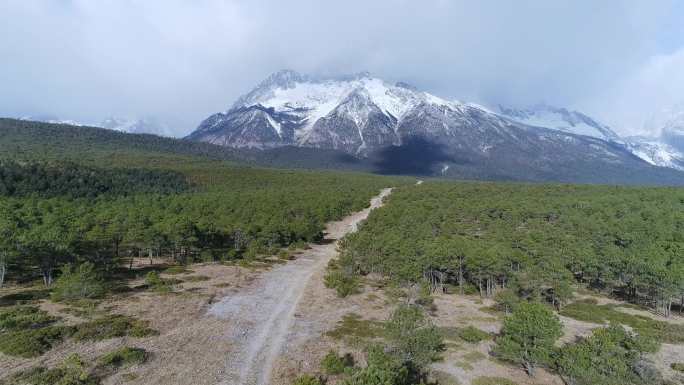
xmin=208 ymin=188 xmax=392 ymax=385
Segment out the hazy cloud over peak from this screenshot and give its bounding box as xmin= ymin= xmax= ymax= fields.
xmin=1 ymin=0 xmax=682 ymax=136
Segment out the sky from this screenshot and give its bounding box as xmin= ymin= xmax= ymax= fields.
xmin=1 ymin=0 xmax=683 ymax=137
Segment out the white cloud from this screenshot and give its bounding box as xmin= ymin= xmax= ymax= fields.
xmin=0 ymin=0 xmax=681 ymax=136
xmin=585 ymin=48 xmax=684 ymax=136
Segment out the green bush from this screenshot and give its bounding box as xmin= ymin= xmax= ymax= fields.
xmin=0 ymin=289 xmax=50 ymax=307
xmin=0 ymin=326 xmax=69 ymax=358
xmin=51 ymin=262 xmax=105 ymax=302
xmin=671 ymin=362 xmax=684 ymax=372
xmin=3 ymin=353 xmax=98 ymax=385
xmin=70 ymin=315 xmax=157 ymax=341
xmin=0 ymin=306 xmax=57 ymax=331
xmin=324 ymin=269 xmax=359 ymax=298
xmin=321 ymin=350 xmax=354 ymax=375
xmin=145 ymin=271 xmax=172 ymax=293
xmin=97 ymin=347 xmax=148 ymax=369
xmin=457 ymin=326 xmax=491 ymax=343
xmin=342 ymin=345 xmax=409 ymax=385
xmin=278 ymin=250 xmax=294 ymax=260
xmin=325 ymin=313 xmax=384 ymax=341
xmin=384 ymin=304 xmax=443 ymax=369
xmin=292 ymin=374 xmax=323 ymax=385
xmin=557 ymin=324 xmax=659 ymax=385
xmin=495 ymin=302 xmax=561 ymax=376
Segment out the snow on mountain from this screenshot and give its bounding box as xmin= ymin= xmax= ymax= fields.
xmin=186 ymin=70 xmax=684 ymax=184
xmin=497 ymin=104 xmax=620 ymax=141
xmin=189 ymin=69 xmax=487 ymax=154
xmin=233 ymin=70 xmax=460 ymax=138
xmin=18 ymin=115 xmax=174 ymax=137
xmin=496 ymin=104 xmax=684 ymax=171
xmin=20 ymin=115 xmax=84 ymax=126
xmin=623 ymin=138 xmax=684 ymax=171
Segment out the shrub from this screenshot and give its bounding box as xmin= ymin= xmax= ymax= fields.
xmin=495 ymin=302 xmax=561 ymax=377
xmin=384 ymin=304 xmax=443 ymax=369
xmin=325 ymin=313 xmax=384 ymax=341
xmin=3 ymin=353 xmax=98 ymax=385
xmin=671 ymin=362 xmax=684 ymax=372
xmin=0 ymin=289 xmax=50 ymax=306
xmin=97 ymin=347 xmax=148 ymax=369
xmin=51 ymin=263 xmax=105 ymax=302
xmin=292 ymin=374 xmax=323 ymax=385
xmin=457 ymin=326 xmax=491 ymax=343
xmin=324 ymin=269 xmax=359 ymax=298
xmin=145 ymin=271 xmax=172 ymax=293
xmin=0 ymin=326 xmax=69 ymax=358
xmin=278 ymin=250 xmax=293 ymax=260
xmin=321 ymin=350 xmax=354 ymax=375
xmin=342 ymin=345 xmax=409 ymax=385
xmin=70 ymin=315 xmax=157 ymax=341
xmin=557 ymin=324 xmax=658 ymax=385
xmin=494 ymin=289 xmax=520 ymax=314
xmin=0 ymin=306 xmax=57 ymax=331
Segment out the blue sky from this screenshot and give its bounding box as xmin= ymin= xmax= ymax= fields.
xmin=1 ymin=0 xmax=683 ymax=136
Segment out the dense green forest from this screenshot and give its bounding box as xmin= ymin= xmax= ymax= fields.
xmin=325 ymin=181 xmax=684 ymax=384
xmin=0 ymin=164 xmax=395 ymax=287
xmin=334 ymin=182 xmax=684 ymax=315
xmin=0 ymin=118 xmax=373 ymax=172
xmin=0 ymin=160 xmax=190 ymax=198
xmin=0 ymin=120 xmax=404 ymax=288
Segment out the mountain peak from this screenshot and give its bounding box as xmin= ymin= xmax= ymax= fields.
xmin=261 ymin=69 xmax=307 ymax=88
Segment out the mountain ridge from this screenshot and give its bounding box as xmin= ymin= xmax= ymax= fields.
xmin=185 ymin=70 xmax=684 ymax=184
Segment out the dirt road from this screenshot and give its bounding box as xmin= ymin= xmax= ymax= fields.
xmin=208 ymin=188 xmax=392 ymax=385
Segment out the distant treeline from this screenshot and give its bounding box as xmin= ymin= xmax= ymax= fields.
xmin=0 ymin=160 xmax=190 ymax=198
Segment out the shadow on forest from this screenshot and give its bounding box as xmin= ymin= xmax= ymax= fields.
xmin=370 ymin=137 xmax=463 ymax=175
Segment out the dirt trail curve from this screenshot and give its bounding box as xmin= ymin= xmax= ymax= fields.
xmin=208 ymin=188 xmax=392 ymax=385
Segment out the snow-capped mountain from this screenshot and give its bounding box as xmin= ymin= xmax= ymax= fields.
xmin=189 ymin=70 xmax=482 ymax=154
xmin=625 ymin=107 xmax=684 ymax=171
xmin=99 ymin=117 xmax=173 ymax=137
xmin=497 ymin=104 xmax=684 ymax=171
xmin=623 ymin=137 xmax=684 ymax=171
xmin=497 ymin=104 xmax=620 ymax=141
xmin=186 ymin=70 xmax=684 ymax=184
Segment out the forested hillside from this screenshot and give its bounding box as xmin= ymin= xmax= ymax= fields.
xmin=0 ymin=118 xmax=404 ymax=287
xmin=0 ymin=118 xmax=374 ymax=172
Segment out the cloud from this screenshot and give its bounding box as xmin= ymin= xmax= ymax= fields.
xmin=586 ymin=48 xmax=684 ymax=136
xmin=0 ymin=0 xmax=682 ymax=136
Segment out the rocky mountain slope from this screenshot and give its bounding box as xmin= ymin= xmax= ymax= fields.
xmin=185 ymin=70 xmax=684 ymax=184
xmin=498 ymin=104 xmax=684 ymax=171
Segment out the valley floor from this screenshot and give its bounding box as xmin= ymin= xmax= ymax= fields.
xmin=4 ymin=187 xmax=684 ymax=385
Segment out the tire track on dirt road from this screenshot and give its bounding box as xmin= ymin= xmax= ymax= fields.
xmin=208 ymin=188 xmax=392 ymax=385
